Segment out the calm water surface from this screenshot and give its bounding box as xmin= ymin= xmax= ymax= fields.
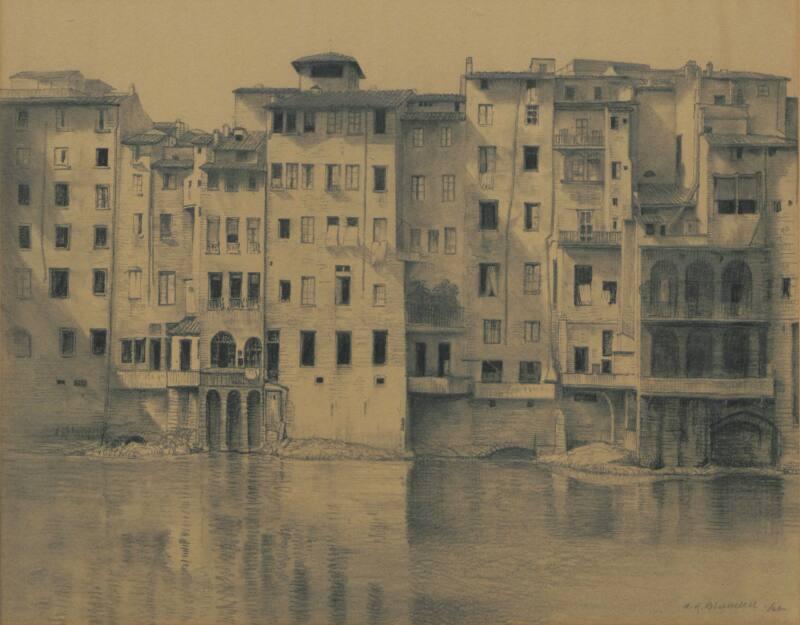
xmin=2 ymin=452 xmax=799 ymax=625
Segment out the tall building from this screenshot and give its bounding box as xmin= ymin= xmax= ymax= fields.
xmin=1 ymin=55 xmax=797 ymax=468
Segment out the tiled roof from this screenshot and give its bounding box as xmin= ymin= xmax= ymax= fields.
xmin=705 ymin=133 xmax=796 ymax=147
xmin=409 ymin=93 xmax=465 ymax=103
xmin=214 ymin=131 xmax=266 ymax=151
xmin=637 ymin=184 xmax=695 ymax=207
xmin=177 ymin=129 xmax=214 ymax=146
xmin=291 ymin=52 xmax=365 ymax=78
xmin=0 ymin=93 xmax=126 ymax=105
xmin=401 ymin=111 xmax=466 ymax=121
xmin=200 ymin=162 xmax=264 ymax=172
xmin=265 ymin=89 xmax=414 ymax=110
xmin=233 ymin=86 xmax=300 ymax=95
xmin=151 ymin=158 xmax=194 ymax=169
xmin=466 ymin=71 xmax=552 ymax=80
xmin=122 ymin=129 xmax=169 ymax=145
xmin=11 ymin=70 xmax=82 ymax=80
xmin=710 ymin=70 xmax=789 ymax=81
xmin=167 ymin=316 xmax=200 ymax=336
xmin=638 ymin=207 xmax=684 ymax=224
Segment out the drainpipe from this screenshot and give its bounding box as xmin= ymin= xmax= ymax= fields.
xmin=502 ymin=81 xmax=524 ymax=344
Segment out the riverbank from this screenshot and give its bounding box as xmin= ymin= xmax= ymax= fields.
xmin=264 ymin=437 xmax=412 ymax=461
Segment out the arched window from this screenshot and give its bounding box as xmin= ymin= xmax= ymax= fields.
xmin=210 ymin=331 xmax=236 ymax=368
xmin=244 ymin=337 xmax=262 ymax=367
xmin=723 ymin=327 xmax=750 ymax=376
xmin=721 ymin=261 xmax=752 ymax=316
xmin=11 ymin=328 xmax=31 ymax=358
xmin=651 ymin=329 xmax=679 ymax=377
xmin=648 ymin=261 xmax=678 ymax=317
xmin=685 ymin=261 xmax=714 ymax=317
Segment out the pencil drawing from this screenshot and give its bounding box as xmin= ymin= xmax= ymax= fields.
xmin=1 ymin=3 xmax=799 ymax=623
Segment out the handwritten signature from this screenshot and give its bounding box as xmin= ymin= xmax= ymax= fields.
xmin=683 ymin=601 xmax=786 ymax=613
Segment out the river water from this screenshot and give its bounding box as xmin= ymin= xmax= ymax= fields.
xmin=2 ymin=452 xmax=799 ymax=625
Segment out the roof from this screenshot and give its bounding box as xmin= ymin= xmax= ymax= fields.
xmin=200 ymin=162 xmax=264 ymax=172
xmin=265 ymin=89 xmax=414 ymax=110
xmin=177 ymin=129 xmax=214 ymax=146
xmin=705 ymin=133 xmax=797 ymax=147
xmin=409 ymin=93 xmax=465 ymax=103
xmin=84 ymin=78 xmax=114 ymax=93
xmin=291 ymin=52 xmax=366 ymax=78
xmin=638 ymin=207 xmax=684 ymax=225
xmin=10 ymin=70 xmax=82 ymax=80
xmin=214 ymin=131 xmax=266 ymax=151
xmin=151 ymin=158 xmax=194 ymax=169
xmin=0 ymin=92 xmax=126 ymax=105
xmin=167 ymin=316 xmax=200 ymax=336
xmin=401 ymin=111 xmax=466 ymax=121
xmin=122 ymin=129 xmax=169 ymax=146
xmin=233 ymin=86 xmax=300 ymax=95
xmin=709 ymin=70 xmax=789 ymax=81
xmin=466 ymin=71 xmax=551 ymax=80
xmin=637 ymin=184 xmax=695 ymax=207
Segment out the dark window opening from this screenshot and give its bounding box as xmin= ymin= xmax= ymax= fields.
xmin=272 ymin=111 xmax=284 ymax=133
xmin=519 ymin=361 xmax=541 ymax=384
xmin=18 ymin=184 xmax=30 ymax=205
xmin=574 ymin=265 xmax=593 ymax=306
xmin=374 ymin=109 xmax=387 ymax=134
xmin=335 ymin=276 xmax=351 ymax=305
xmin=373 ymin=166 xmax=387 ymax=192
xmin=783 ymin=278 xmax=792 ymax=298
xmin=373 ymin=330 xmax=388 ymax=365
xmin=95 ymin=148 xmax=109 ymax=167
xmin=481 ymin=360 xmax=503 ymax=383
xmin=300 ymin=331 xmax=316 ymax=367
xmin=574 ymin=347 xmax=589 ymax=373
xmin=336 ymin=331 xmax=352 ymax=366
xmin=523 ymin=146 xmax=539 ymax=171
xmin=311 ymin=63 xmax=344 ymax=78
xmin=479 ymin=201 xmax=498 ymax=230
xmin=90 ymin=329 xmax=107 ymax=355
xmin=278 ymin=218 xmax=291 ymax=239
xmin=49 ymin=268 xmax=69 ymax=298
xmin=602 ymin=281 xmax=617 ymax=304
xmin=279 ymin=280 xmax=291 ymax=302
xmin=479 ymin=263 xmax=500 ymax=297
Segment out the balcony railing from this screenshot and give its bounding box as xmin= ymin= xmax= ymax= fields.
xmin=640 ymin=376 xmax=774 ymax=399
xmin=407 ymin=376 xmax=473 ymax=395
xmin=406 ymin=303 xmax=465 ymax=329
xmin=208 ymin=297 xmax=224 ymax=311
xmin=227 ymin=241 xmax=240 ymax=254
xmin=247 ymin=240 xmax=261 ymax=254
xmin=554 ymin=130 xmax=604 ymax=147
xmin=473 ymin=382 xmax=556 ymax=400
xmin=245 ymin=297 xmax=260 ymax=310
xmin=560 ymin=373 xmax=637 ymax=388
xmin=641 ymin=286 xmax=764 ymax=320
xmin=559 ymin=230 xmax=622 ymax=246
xmin=229 ymin=297 xmax=244 ymax=309
xmin=167 ymin=370 xmax=200 ymax=387
xmin=206 ymin=241 xmax=220 ymax=254
xmin=201 ymin=368 xmax=262 ymax=387
xmin=114 ymin=370 xmax=167 ymax=389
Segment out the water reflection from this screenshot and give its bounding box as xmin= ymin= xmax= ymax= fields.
xmin=1 ymin=454 xmax=798 ymax=625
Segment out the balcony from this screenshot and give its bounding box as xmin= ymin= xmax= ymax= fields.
xmin=641 ymin=288 xmax=767 ymax=321
xmin=247 ymin=240 xmax=261 ymax=254
xmin=206 ymin=242 xmax=220 ymax=255
xmin=473 ymin=382 xmax=556 ymax=400
xmin=226 ymin=241 xmax=240 ymax=254
xmin=113 ymin=370 xmax=167 ymax=389
xmin=406 ymin=303 xmax=466 ymax=332
xmin=167 ymin=370 xmax=200 ymax=387
xmin=640 ymin=376 xmax=774 ymax=399
xmin=201 ymin=368 xmax=263 ymax=387
xmin=559 ymin=230 xmax=621 ymax=247
xmin=554 ymin=130 xmax=604 ymax=148
xmin=208 ymin=297 xmax=225 ymax=311
xmin=407 ymin=376 xmax=473 ymax=395
xmin=561 ymin=372 xmax=637 ymax=389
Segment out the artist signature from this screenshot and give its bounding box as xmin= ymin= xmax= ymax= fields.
xmin=683 ymin=601 xmax=787 ymax=613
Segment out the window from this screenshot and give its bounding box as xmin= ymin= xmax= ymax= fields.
xmin=206 ymin=216 xmax=220 ymax=253
xmin=336 ymin=331 xmax=352 ymax=366
xmin=158 ymin=271 xmax=176 ymax=305
xmin=278 ymin=218 xmax=291 ymax=239
xmin=481 ymin=360 xmax=503 ymax=383
xmin=479 ymin=79 xmax=489 ymax=90
xmin=773 ymin=200 xmax=782 ymax=213
xmin=524 ymin=203 xmax=540 ymax=231
xmin=411 ymin=175 xmax=426 ymax=200
xmin=96 ymin=148 xmax=109 ymax=167
xmin=442 ymin=175 xmax=455 ymax=202
xmin=207 ymin=172 xmax=219 ymax=190
xmin=335 ymin=275 xmax=351 ymax=305
xmin=410 ymin=228 xmax=421 ymax=252
xmin=373 ymin=166 xmax=387 ymax=192
xmin=285 ymin=163 xmax=298 ymax=189
xmin=160 ymin=213 xmax=173 ymax=240
xmin=18 ymin=225 xmax=31 ymax=249
xmin=247 ymin=218 xmax=260 ymax=253
xmin=326 ymin=217 xmax=340 ymax=246
xmin=300 ymin=331 xmax=316 ymax=366
xmin=412 ymin=127 xmax=424 ymax=147
xmin=55 ymin=183 xmax=70 ymax=207
xmin=16 ymin=268 xmax=32 ymax=299
xmin=55 ymin=224 xmax=70 ymax=249
xmin=285 ymin=111 xmax=297 ymax=133
xmin=302 ymin=164 xmax=314 ymax=189
xmin=427 ymin=229 xmax=439 ymax=253
xmin=564 ymin=153 xmax=603 ymax=182
xmin=222 ymin=174 xmax=238 ymax=193
xmin=279 ymin=280 xmax=291 ymax=302
xmin=444 ymin=227 xmax=457 ymax=254
xmin=483 ymin=319 xmax=501 ymax=344
xmin=15 ymin=148 xmax=31 ymax=168
xmin=525 ymin=105 xmax=539 ymax=125
xmin=478 ymin=146 xmax=497 ymax=174
xmin=12 ymin=328 xmax=31 ymax=358
xmin=602 ymin=330 xmax=614 ymax=358
xmin=162 ymin=173 xmax=176 ymax=190
xmin=373 ymin=331 xmax=388 ymax=365
xmin=373 ymin=218 xmax=387 ymax=243
xmin=247 ymin=272 xmax=260 ymax=303
xmin=519 ymin=361 xmax=542 ymax=384
xmin=731 ymin=147 xmax=744 ymax=161
xmin=92 ymin=269 xmax=107 ymax=295
xmin=59 ymin=328 xmax=76 ymax=357
xmin=121 ymin=339 xmax=133 ymax=363
xmin=714 ymin=95 xmax=726 ymax=105
xmin=440 ymin=126 xmax=453 ymax=147
xmin=347 ymin=110 xmax=363 ymax=134
xmin=54 ymin=147 xmax=69 ymax=168
xmin=272 ymin=110 xmax=284 ymax=133
xmin=611 ymin=161 xmax=621 ymax=179
xmin=602 ymin=281 xmax=617 ymax=304
xmin=524 ymin=321 xmax=540 ymax=343
xmin=247 ymin=175 xmax=257 ymax=191
xmin=301 ymin=276 xmax=315 ymax=306
xmin=574 ymin=265 xmax=593 ymax=306
xmin=477 ymin=104 xmax=493 ymax=126
xmin=301 ymin=216 xmax=314 ymax=243
xmin=133 ymin=174 xmax=143 ymax=196
xmin=226 ymin=217 xmax=239 ymax=252
xmin=344 ymin=217 xmax=359 ymax=246
xmin=90 ymin=329 xmax=107 ymax=356
xmin=783 ymin=278 xmax=792 ymax=299
xmin=327 ymin=111 xmax=343 ymax=134
xmin=127 ymin=268 xmax=142 ymax=299
xmin=18 ymin=184 xmax=30 ymax=206
xmin=479 ymin=201 xmax=499 ymax=230
xmin=94 ymin=225 xmax=108 ymax=248
xmin=480 ymin=263 xmax=500 ymax=297
xmin=574 ymin=346 xmax=589 ymax=373
xmin=564 ymin=86 xmax=576 ymax=100
xmin=94 ymin=185 xmax=110 ymax=210
xmin=326 ymin=164 xmax=341 ymax=191
xmin=610 ymin=116 xmax=619 ymax=130
xmin=96 ymin=108 xmax=115 ymax=131
xmin=594 ymin=86 xmax=603 ymax=101
xmin=578 ymin=210 xmax=593 ymax=240
xmin=715 ymin=175 xmax=760 ymax=214
xmin=757 ymin=83 xmax=770 ymax=97
xmin=134 ymin=338 xmax=146 ymax=363
xmin=271 ymin=163 xmax=283 ymax=189
xmin=373 ymin=284 xmax=387 ymax=306
xmin=374 ymin=109 xmax=386 ymax=134
xmin=52 ymin=108 xmax=68 ymax=130
xmin=524 ymin=263 xmax=541 ymax=294
xmin=16 ymin=109 xmax=29 ymax=128
xmin=345 ymin=164 xmax=360 ymax=191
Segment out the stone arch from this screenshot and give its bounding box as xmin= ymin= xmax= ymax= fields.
xmin=206 ymin=390 xmax=222 ymax=450
xmin=226 ymin=390 xmax=242 ymax=451
xmin=651 ymin=328 xmax=679 ymax=376
xmin=244 ymin=337 xmax=262 ymax=368
xmin=684 ymin=260 xmax=714 ymax=317
xmin=247 ymin=391 xmax=262 ymax=450
xmin=211 ymin=331 xmax=236 ymax=368
xmin=711 ymin=411 xmax=777 ymax=466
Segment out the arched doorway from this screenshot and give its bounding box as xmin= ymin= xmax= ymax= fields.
xmin=685 ymin=261 xmax=714 ymax=318
xmin=648 ymin=261 xmax=678 ymax=317
xmin=211 ymin=332 xmax=236 ymax=368
xmin=247 ymin=391 xmax=262 ymax=450
xmin=686 ymin=329 xmax=713 ymax=377
xmin=226 ymin=390 xmax=242 ymax=451
xmin=711 ymin=412 xmax=777 ymax=466
xmin=206 ymin=390 xmax=221 ymax=450
xmin=721 ymin=261 xmax=752 ymax=317
xmin=244 ymin=337 xmax=262 ymax=368
xmin=651 ymin=329 xmax=679 ymax=377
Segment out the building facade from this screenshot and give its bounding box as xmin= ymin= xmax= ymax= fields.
xmin=2 ymin=56 xmax=798 ymax=467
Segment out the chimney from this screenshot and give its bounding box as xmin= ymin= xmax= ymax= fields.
xmin=529 ymin=58 xmax=536 ymax=71
xmin=221 ymin=123 xmax=231 ymax=137
xmin=465 ymin=56 xmax=474 ymax=75
xmin=128 ymin=83 xmax=136 ymax=95
xmin=684 ymin=60 xmax=699 ymax=78
xmin=213 ymin=129 xmax=221 ymax=145
xmin=705 ymin=62 xmax=714 ymax=76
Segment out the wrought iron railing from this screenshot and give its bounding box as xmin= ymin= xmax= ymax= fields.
xmin=406 ymin=303 xmax=465 ymax=328
xmin=559 ymin=230 xmax=621 ymax=245
xmin=554 ymin=130 xmax=604 ymax=146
